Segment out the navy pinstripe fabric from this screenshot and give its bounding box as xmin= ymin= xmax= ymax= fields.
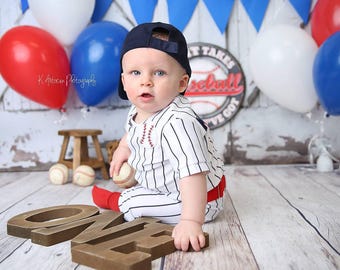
xmin=119 ymin=95 xmax=225 ymax=223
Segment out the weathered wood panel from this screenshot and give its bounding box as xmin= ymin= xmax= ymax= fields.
xmin=0 ymin=171 xmax=162 ymax=269
xmin=1 ymin=0 xmax=340 ymax=170
xmin=1 ymin=166 xmax=340 ymax=269
xmin=228 ymin=165 xmax=340 ymax=270
xmin=163 ymin=192 xmax=258 ymax=270
xmin=257 ymin=166 xmax=340 ymax=252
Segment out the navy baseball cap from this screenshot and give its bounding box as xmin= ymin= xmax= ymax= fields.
xmin=118 ymin=22 xmax=191 ymax=100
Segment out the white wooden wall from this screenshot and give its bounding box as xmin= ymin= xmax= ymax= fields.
xmin=1 ymin=0 xmax=339 ymax=170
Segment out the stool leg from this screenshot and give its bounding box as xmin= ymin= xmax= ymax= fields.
xmin=73 ymin=137 xmax=81 ymax=172
xmin=58 ymin=135 xmax=70 ymax=165
xmin=80 ymin=137 xmax=89 ymax=162
xmin=92 ymin=135 xmax=109 ymax=180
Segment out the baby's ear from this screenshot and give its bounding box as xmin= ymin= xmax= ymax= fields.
xmin=179 ymin=74 xmax=190 ymax=93
xmin=121 ymin=73 xmax=126 ymax=91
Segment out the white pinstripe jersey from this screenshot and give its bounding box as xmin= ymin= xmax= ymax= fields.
xmin=125 ymin=95 xmax=225 ymax=202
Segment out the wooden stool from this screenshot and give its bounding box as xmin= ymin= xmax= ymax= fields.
xmin=58 ymin=129 xmax=109 ymax=180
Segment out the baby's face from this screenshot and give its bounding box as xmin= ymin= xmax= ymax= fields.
xmin=121 ymin=48 xmax=189 ymax=122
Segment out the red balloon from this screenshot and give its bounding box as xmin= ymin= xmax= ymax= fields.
xmin=0 ymin=26 xmax=70 ymax=108
xmin=311 ymin=0 xmax=340 ymax=46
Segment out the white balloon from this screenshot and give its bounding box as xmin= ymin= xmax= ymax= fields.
xmin=28 ymin=0 xmax=95 ymax=46
xmin=249 ymin=24 xmax=318 ymax=113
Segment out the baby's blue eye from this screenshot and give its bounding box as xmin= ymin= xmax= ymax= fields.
xmin=155 ymin=70 xmax=165 ymax=76
xmin=131 ymin=70 xmax=140 ymax=75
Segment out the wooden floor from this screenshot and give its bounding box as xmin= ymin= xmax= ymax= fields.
xmin=0 ymin=165 xmax=339 ymax=270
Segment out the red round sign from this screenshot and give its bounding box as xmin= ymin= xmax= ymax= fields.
xmin=186 ymin=43 xmax=245 ymax=129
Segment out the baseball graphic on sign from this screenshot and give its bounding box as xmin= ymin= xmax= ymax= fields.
xmin=189 ymin=63 xmax=225 ymax=114
xmin=186 ymin=43 xmax=245 ymax=129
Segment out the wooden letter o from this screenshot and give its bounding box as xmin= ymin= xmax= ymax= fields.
xmin=7 ymin=204 xmax=99 ymax=239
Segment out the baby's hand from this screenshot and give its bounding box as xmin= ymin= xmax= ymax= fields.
xmin=172 ymin=220 xmax=206 ymax=252
xmin=109 ymin=136 xmax=131 ymax=177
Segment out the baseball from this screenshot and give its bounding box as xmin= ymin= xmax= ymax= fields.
xmin=113 ymin=162 xmax=137 ymax=188
xmin=73 ymin=165 xmax=95 ymax=187
xmin=49 ymin=163 xmax=69 ymax=185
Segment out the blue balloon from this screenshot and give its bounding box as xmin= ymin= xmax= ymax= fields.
xmin=71 ymin=21 xmax=128 ymax=106
xmin=313 ymin=31 xmax=340 ymax=116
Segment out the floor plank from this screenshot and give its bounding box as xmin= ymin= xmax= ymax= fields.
xmin=1 ymin=166 xmax=340 ymax=269
xmin=0 ymin=177 xmax=84 ymax=263
xmin=0 ymin=172 xmax=162 ymax=269
xmin=228 ymin=166 xmax=340 ymax=270
xmin=0 ymin=171 xmax=31 ymax=188
xmin=163 ymin=192 xmax=258 ymax=270
xmin=0 ymin=171 xmax=49 ymax=213
xmin=257 ymin=165 xmax=340 ymax=252
xmin=300 ymin=166 xmax=340 ymax=198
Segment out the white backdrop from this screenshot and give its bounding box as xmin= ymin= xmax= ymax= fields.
xmin=1 ymin=0 xmax=339 ymax=170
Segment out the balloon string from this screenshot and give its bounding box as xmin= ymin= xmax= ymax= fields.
xmin=264 ymin=1 xmax=291 ymax=30
xmin=81 ymin=106 xmax=98 ymax=119
xmin=267 ymin=1 xmax=284 ymax=26
xmin=0 ymin=86 xmax=9 ymax=104
xmin=54 ymin=108 xmax=68 ymax=125
xmin=14 ymin=13 xmax=24 ymax=26
xmin=114 ymin=1 xmax=136 ymax=28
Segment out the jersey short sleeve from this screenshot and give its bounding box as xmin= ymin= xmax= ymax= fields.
xmin=162 ymin=116 xmax=210 ymax=179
